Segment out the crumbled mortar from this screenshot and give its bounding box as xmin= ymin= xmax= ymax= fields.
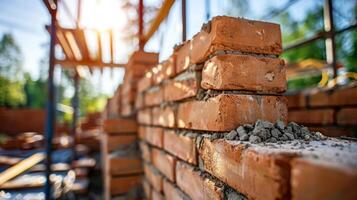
xmin=224 ymin=120 xmax=327 ymax=144
xmin=224 ymin=187 xmax=247 ymax=200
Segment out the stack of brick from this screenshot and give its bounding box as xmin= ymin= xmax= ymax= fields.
xmin=101 ymin=50 xmax=158 ymax=199
xmin=287 ymin=84 xmax=357 ymax=137
xmin=136 ymin=16 xmax=289 ymax=199
xmin=136 ymin=16 xmax=357 ymax=200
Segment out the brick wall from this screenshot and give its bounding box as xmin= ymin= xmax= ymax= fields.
xmin=101 ymin=16 xmax=357 ymax=200
xmin=287 ymin=84 xmax=357 ymax=137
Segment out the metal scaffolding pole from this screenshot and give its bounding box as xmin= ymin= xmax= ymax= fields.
xmin=139 ymin=0 xmax=144 ymax=50
xmin=181 ymin=0 xmax=187 ymax=41
xmin=44 ymin=0 xmax=57 ymax=199
xmin=71 ymin=72 xmax=79 ymax=161
xmin=324 ymin=0 xmax=337 ymax=78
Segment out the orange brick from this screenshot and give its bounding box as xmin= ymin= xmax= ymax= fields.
xmin=287 ymin=94 xmax=307 ymax=109
xmin=163 ymin=130 xmax=197 ymax=165
xmin=202 ymin=54 xmax=286 ymax=93
xmin=145 ymin=87 xmax=163 ymax=107
xmin=198 ymin=139 xmax=291 ymax=200
xmin=109 ymin=156 xmax=142 ymax=176
xmin=152 ymin=148 xmax=176 ymax=182
xmin=176 ymin=161 xmax=224 ymax=200
xmin=162 ymin=55 xmax=176 ymax=79
xmin=309 ymin=86 xmax=357 ymax=107
xmin=291 ymin=158 xmax=357 ymax=200
xmin=139 ymin=141 xmax=151 ymax=162
xmin=138 ymin=108 xmax=152 ymax=125
xmin=135 ymin=93 xmax=144 ymax=109
xmin=163 ymin=179 xmax=189 ymax=200
xmin=110 ymin=175 xmax=142 ymax=195
xmin=145 ymin=127 xmax=164 ymax=148
xmin=288 ymin=109 xmax=334 ymax=125
xmin=137 ymin=71 xmax=153 ymax=93
xmin=144 ymin=164 xmax=163 ymax=192
xmin=158 ymin=106 xmax=176 ymax=128
xmin=152 ymin=189 xmax=164 ymax=200
xmin=174 ymin=40 xmax=192 ymax=74
xmin=104 ymin=134 xmax=137 ymax=152
xmin=138 ymin=126 xmax=146 ymax=140
xmin=191 ymin=16 xmax=282 ymax=64
xmin=177 ymin=94 xmax=287 ymax=131
xmin=164 ymin=77 xmax=198 ymax=102
xmin=103 ymin=118 xmax=137 ymax=134
xmin=127 ymin=50 xmax=158 ymax=67
xmin=143 ymin=179 xmax=152 ymax=200
xmin=337 ymin=108 xmax=357 ymax=125
xmin=309 ymin=126 xmax=354 ymax=137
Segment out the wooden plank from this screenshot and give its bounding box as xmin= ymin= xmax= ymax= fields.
xmin=55 ymin=59 xmax=125 ymax=68
xmin=0 ymin=153 xmax=45 ymax=185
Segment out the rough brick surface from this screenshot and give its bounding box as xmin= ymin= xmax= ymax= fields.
xmin=109 ymin=156 xmax=142 ymax=175
xmin=103 ymin=118 xmax=137 ymax=134
xmin=138 ymin=108 xmax=152 ymax=125
xmin=202 ymin=54 xmax=286 ymax=92
xmin=158 ymin=106 xmax=176 ymax=127
xmin=176 ymin=161 xmax=224 ymax=200
xmin=152 ymin=148 xmax=176 ymax=182
xmin=191 ymin=16 xmax=282 ymax=64
xmin=337 ymin=108 xmax=357 ymax=125
xmin=199 ymin=139 xmax=291 ymax=200
xmin=110 ymin=175 xmax=142 ymax=195
xmin=291 ymin=158 xmax=357 ymax=200
xmin=175 ymin=40 xmax=192 ymax=74
xmin=287 ymin=94 xmax=306 ymax=109
xmin=104 ymin=134 xmax=137 ymax=152
xmin=145 ymin=87 xmax=163 ymax=107
xmin=143 ymin=179 xmax=152 ymax=200
xmin=152 ymin=189 xmax=165 ymax=200
xmin=144 ymin=164 xmax=163 ymax=192
xmin=163 ymin=130 xmax=197 ymax=165
xmin=164 ymin=78 xmax=198 ymax=102
xmin=177 ymin=94 xmax=287 ymax=131
xmin=163 ymin=55 xmax=176 ymax=79
xmin=288 ymin=109 xmax=334 ymax=125
xmin=144 ymin=127 xmax=164 ymax=148
xmin=163 ymin=179 xmax=189 ymax=200
xmin=137 ymin=71 xmax=153 ymax=93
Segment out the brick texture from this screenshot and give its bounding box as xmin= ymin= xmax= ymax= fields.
xmin=288 ymin=109 xmax=334 ymax=125
xmin=152 ymin=148 xmax=177 ymax=182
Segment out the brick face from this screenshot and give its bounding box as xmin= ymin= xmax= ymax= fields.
xmin=109 ymin=156 xmax=142 ymax=175
xmin=137 ymin=71 xmax=153 ymax=93
xmin=199 ymin=139 xmax=291 ymax=200
xmin=176 ymin=161 xmax=224 ymax=200
xmin=103 ymin=118 xmax=137 ymax=134
xmin=144 ymin=164 xmax=163 ymax=192
xmin=174 ymin=40 xmax=192 ymax=74
xmin=309 ymin=86 xmax=357 ymax=107
xmin=337 ymin=108 xmax=357 ymax=125
xmin=138 ymin=108 xmax=152 ymax=125
xmin=144 ymin=127 xmax=164 ymax=148
xmin=152 ymin=189 xmax=164 ymax=200
xmin=291 ymin=158 xmax=357 ymax=200
xmin=143 ymin=179 xmax=152 ymax=200
xmin=104 ymin=134 xmax=137 ymax=152
xmin=164 ymin=78 xmax=198 ymax=102
xmin=139 ymin=141 xmax=151 ymax=162
xmin=110 ymin=175 xmax=142 ymax=195
xmin=287 ymin=94 xmax=306 ymax=109
xmin=177 ymin=94 xmax=287 ymax=131
xmin=152 ymin=148 xmax=176 ymax=182
xmin=145 ymin=87 xmax=163 ymax=107
xmin=288 ymin=109 xmax=334 ymax=125
xmin=201 ymin=54 xmax=286 ymax=93
xmin=191 ymin=16 xmax=282 ymax=64
xmin=163 ymin=179 xmax=189 ymax=200
xmin=163 ymin=130 xmax=197 ymax=165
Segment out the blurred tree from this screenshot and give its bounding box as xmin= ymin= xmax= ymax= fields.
xmin=23 ymin=73 xmax=46 ymax=108
xmin=0 ymin=33 xmax=23 ymax=80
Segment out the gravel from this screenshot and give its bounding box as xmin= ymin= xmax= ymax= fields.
xmin=224 ymin=120 xmax=327 ymax=144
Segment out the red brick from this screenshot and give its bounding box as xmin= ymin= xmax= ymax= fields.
xmin=138 ymin=126 xmax=146 ymax=140
xmin=144 ymin=164 xmax=163 ymax=192
xmin=109 ymin=156 xmax=142 ymax=175
xmin=143 ymin=179 xmax=152 ymax=200
xmin=309 ymin=86 xmax=357 ymax=107
xmin=291 ymin=158 xmax=357 ymax=200
xmin=164 ymin=77 xmax=198 ymax=102
xmin=309 ymin=126 xmax=354 ymax=137
xmin=127 ymin=50 xmax=158 ymax=67
xmin=139 ymin=141 xmax=151 ymax=162
xmin=163 ymin=179 xmax=189 ymax=200
xmin=152 ymin=148 xmax=176 ymax=182
xmin=287 ymin=94 xmax=307 ymax=109
xmin=176 ymin=161 xmax=224 ymax=200
xmin=199 ymin=139 xmax=291 ymax=200
xmin=151 ymin=106 xmax=175 ymax=127
xmin=288 ymin=109 xmax=334 ymax=125
xmin=152 ymin=63 xmax=165 ymax=85
xmin=162 ymin=55 xmax=176 ymax=79
xmin=337 ymin=108 xmax=357 ymax=125
xmin=202 ymin=54 xmax=286 ymax=93
xmin=174 ymin=40 xmax=192 ymax=74
xmin=103 ymin=134 xmax=137 ymax=152
xmin=135 ymin=93 xmax=144 ymax=109
xmin=145 ymin=127 xmax=164 ymax=148
xmin=152 ymin=189 xmax=164 ymax=200
xmin=137 ymin=71 xmax=153 ymax=93
xmin=163 ymin=130 xmax=197 ymax=165
xmin=151 ymin=107 xmax=161 ymax=126
xmin=103 ymin=118 xmax=137 ymax=134
xmin=138 ymin=108 xmax=152 ymax=125
xmin=145 ymin=87 xmax=163 ymax=107
xmin=191 ymin=16 xmax=282 ymax=64
xmin=110 ymin=175 xmax=142 ymax=195
xmin=120 ymin=102 xmax=133 ymax=117
xmin=177 ymin=94 xmax=287 ymax=131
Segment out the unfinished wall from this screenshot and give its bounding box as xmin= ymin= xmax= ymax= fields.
xmin=287 ymin=84 xmax=357 ymax=137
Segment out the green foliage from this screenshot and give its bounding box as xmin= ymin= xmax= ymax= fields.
xmin=0 ymin=33 xmax=23 ymax=80
xmin=0 ymin=76 xmax=26 ymax=107
xmin=23 ymin=73 xmax=47 ymax=108
xmin=287 ymin=74 xmax=322 ymax=90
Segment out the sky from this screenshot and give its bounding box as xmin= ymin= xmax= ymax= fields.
xmin=0 ymin=0 xmax=321 ymax=96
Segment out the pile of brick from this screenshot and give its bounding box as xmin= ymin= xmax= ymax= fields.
xmin=287 ymin=84 xmax=357 ymax=137
xmin=101 ymin=51 xmax=158 ymax=199
xmin=135 ymin=16 xmax=357 ymax=200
